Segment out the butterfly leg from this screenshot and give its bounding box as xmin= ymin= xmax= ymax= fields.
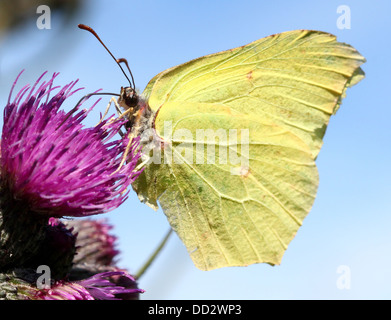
xmin=97 ymin=97 xmax=138 ymax=172
xmin=97 ymin=96 xmax=118 ymax=125
xmin=114 ymin=131 xmax=135 ymax=173
xmin=97 ymin=96 xmax=132 ymax=138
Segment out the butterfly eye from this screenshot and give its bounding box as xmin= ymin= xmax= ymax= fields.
xmin=118 ymin=86 xmax=138 ymax=110
xmin=125 ymin=87 xmax=138 ymax=106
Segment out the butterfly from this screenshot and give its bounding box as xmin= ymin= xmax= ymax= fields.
xmin=81 ymin=26 xmax=365 ymax=271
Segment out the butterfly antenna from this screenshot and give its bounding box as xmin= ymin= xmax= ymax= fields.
xmin=78 ymin=24 xmax=134 ymax=90
xmin=117 ymin=58 xmax=136 ymax=91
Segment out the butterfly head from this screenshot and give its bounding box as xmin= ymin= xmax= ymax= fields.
xmin=117 ymin=85 xmax=154 ymax=139
xmin=118 ymin=86 xmax=139 ymax=111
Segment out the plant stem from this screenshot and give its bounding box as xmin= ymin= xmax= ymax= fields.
xmin=135 ymin=228 xmax=173 ymax=279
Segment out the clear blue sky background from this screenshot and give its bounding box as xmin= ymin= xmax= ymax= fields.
xmin=0 ymin=0 xmax=390 ymax=299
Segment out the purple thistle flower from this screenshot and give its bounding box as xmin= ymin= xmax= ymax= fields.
xmin=33 ymin=271 xmax=144 ymax=300
xmin=64 ymin=218 xmax=120 ymax=266
xmin=1 ymin=71 xmax=142 ymax=217
xmin=22 ymin=217 xmax=78 ymax=279
xmin=78 ymin=271 xmax=144 ymax=300
xmin=0 ymin=72 xmax=145 ymax=299
xmin=33 ymin=280 xmax=95 ymax=300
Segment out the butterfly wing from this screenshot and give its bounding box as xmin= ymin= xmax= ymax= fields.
xmin=134 ymin=30 xmax=365 ymax=270
xmin=143 ymin=30 xmax=365 ymax=157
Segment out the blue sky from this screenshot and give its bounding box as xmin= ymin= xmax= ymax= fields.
xmin=0 ymin=0 xmax=390 ymax=299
